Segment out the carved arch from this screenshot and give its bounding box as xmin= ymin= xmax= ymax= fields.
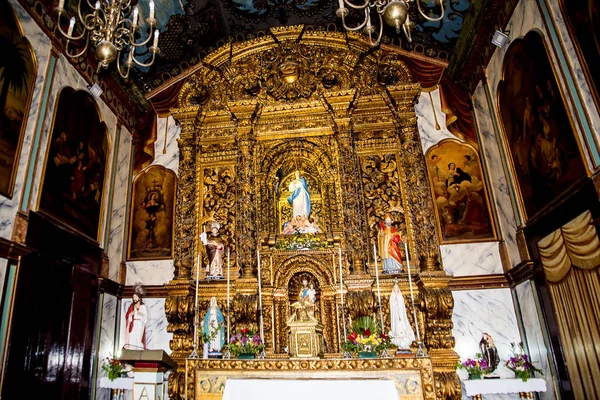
xmin=273 ymin=254 xmax=335 ymax=289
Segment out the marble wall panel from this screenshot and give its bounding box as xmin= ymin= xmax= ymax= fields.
xmin=440 ymin=242 xmax=503 ymax=276
xmin=415 ymin=89 xmax=457 ymax=154
xmin=118 ymin=297 xmax=172 ymax=354
xmin=472 ymin=85 xmax=521 ymax=267
xmin=452 ymin=289 xmax=520 ymax=382
xmin=515 ymin=281 xmax=557 ymax=400
xmin=125 ymin=260 xmax=174 ymax=286
xmin=0 ymin=0 xmax=51 ymax=240
xmin=107 ymin=128 xmax=132 ymax=281
xmin=95 ymin=293 xmax=118 ymax=400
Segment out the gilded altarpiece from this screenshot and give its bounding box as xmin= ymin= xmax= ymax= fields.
xmin=166 ymin=26 xmax=460 ymax=400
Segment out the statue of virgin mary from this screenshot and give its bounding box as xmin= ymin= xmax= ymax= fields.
xmin=287 ymin=170 xmax=311 ymax=218
xmin=389 ymin=281 xmax=415 ymax=350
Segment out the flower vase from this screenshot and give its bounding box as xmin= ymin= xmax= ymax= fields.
xmin=237 ymin=353 xmax=256 ymax=360
xmin=358 ymin=351 xmax=378 ymax=359
xmin=469 ymin=373 xmax=482 ymax=380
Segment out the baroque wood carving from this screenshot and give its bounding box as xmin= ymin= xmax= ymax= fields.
xmin=167 ymin=26 xmax=459 ymax=400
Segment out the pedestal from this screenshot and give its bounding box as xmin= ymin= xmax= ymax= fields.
xmin=119 ymin=349 xmax=177 ymax=400
xmin=287 ymin=320 xmax=324 ymax=358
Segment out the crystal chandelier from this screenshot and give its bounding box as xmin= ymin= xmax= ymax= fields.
xmin=55 ymin=0 xmax=160 ymax=79
xmin=336 ymin=0 xmax=445 ymax=46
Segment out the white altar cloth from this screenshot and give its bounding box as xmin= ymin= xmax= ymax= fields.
xmin=464 ymin=378 xmax=546 ymax=396
xmin=222 ymin=379 xmax=398 ymax=400
xmin=99 ymin=377 xmax=134 ymax=390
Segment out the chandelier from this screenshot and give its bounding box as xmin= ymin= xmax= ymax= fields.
xmin=336 ymin=0 xmax=445 ymax=46
xmin=55 ymin=0 xmax=160 ymax=79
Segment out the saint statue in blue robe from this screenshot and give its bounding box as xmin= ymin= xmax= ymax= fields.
xmin=287 ymin=170 xmax=311 ymax=218
xmin=202 ymin=297 xmax=225 ymax=353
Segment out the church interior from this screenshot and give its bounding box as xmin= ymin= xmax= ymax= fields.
xmin=0 ymin=0 xmax=599 ymax=398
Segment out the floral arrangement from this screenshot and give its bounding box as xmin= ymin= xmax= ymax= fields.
xmin=226 ymin=327 xmax=265 ymax=356
xmin=101 ymin=354 xmax=124 ymax=381
xmin=274 ymin=233 xmax=328 ymax=250
xmin=457 ymin=354 xmax=490 ymax=378
xmin=201 ymin=322 xmax=223 ymax=345
xmin=505 ymin=342 xmax=543 ymax=382
xmin=342 ymin=316 xmax=393 ymax=354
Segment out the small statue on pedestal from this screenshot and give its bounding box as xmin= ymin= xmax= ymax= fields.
xmin=480 ymin=333 xmax=499 ymax=374
xmin=378 ymin=214 xmax=404 ymax=274
xmin=389 ymin=280 xmax=415 ymax=354
xmin=202 ymin=297 xmax=225 ymax=357
xmin=200 ymin=221 xmax=224 ymax=279
xmin=288 ymin=279 xmax=317 ymax=323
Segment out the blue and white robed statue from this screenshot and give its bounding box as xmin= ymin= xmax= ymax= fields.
xmin=202 ymin=297 xmax=225 ymax=355
xmin=288 ymin=170 xmax=311 ymax=218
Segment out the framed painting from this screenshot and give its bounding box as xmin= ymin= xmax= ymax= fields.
xmin=560 ymin=0 xmax=600 ymax=111
xmin=127 ymin=165 xmax=175 ymax=260
xmin=426 ymin=139 xmax=496 ymax=244
xmin=0 ymin=1 xmax=36 ymax=198
xmin=39 ymin=88 xmax=108 ymax=240
xmin=498 ymin=31 xmax=587 ymax=220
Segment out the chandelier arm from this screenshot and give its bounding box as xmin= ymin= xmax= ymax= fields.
xmin=368 ymin=12 xmax=383 ymax=46
xmin=64 ymin=33 xmax=90 ymax=59
xmin=416 ymin=0 xmax=445 ymax=22
xmin=130 ymin=30 xmax=155 ymax=48
xmin=77 ymin=1 xmax=102 ymax=31
xmin=131 ymin=50 xmax=158 ymax=68
xmin=84 ymin=12 xmax=105 ymax=35
xmin=55 ymin=13 xmax=89 ymax=41
xmin=341 ymin=8 xmax=369 ymax=31
xmin=341 ymin=0 xmax=371 ymax=11
xmin=116 ymin=53 xmax=131 ymax=79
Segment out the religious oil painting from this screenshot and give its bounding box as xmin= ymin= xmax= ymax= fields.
xmin=426 ymin=139 xmax=496 ymax=243
xmin=498 ymin=31 xmax=586 ymax=219
xmin=128 ymin=165 xmax=175 ymax=260
xmin=39 ymin=88 xmax=108 ymax=240
xmin=560 ymin=0 xmax=600 ymax=108
xmin=0 ymin=1 xmax=36 ymax=198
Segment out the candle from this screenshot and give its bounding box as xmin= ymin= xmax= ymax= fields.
xmin=67 ymin=17 xmax=75 ymax=37
xmin=404 ymin=241 xmax=421 ymax=342
xmin=153 ymin=30 xmax=159 ymax=48
xmin=338 ymin=247 xmax=347 ymax=339
xmin=94 ymin=1 xmax=100 ymax=10
xmin=149 ymin=0 xmax=155 ymax=20
xmin=373 ymin=243 xmax=384 ymax=331
xmin=338 ymin=0 xmax=344 ymax=10
xmin=132 ymin=6 xmax=138 ymax=27
xmin=227 ymin=248 xmax=231 ymax=343
xmin=58 ymin=0 xmax=64 ymax=9
xmin=127 ymin=49 xmax=133 ymax=64
xmin=257 ymin=249 xmax=264 ymax=342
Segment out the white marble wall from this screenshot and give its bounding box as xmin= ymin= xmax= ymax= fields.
xmin=453 ymin=288 xmax=521 ymax=399
xmin=125 ymin=116 xmax=180 ymax=286
xmin=515 ymin=282 xmax=557 ymax=400
xmin=96 ymin=293 xmax=118 ymax=400
xmin=441 ymin=242 xmax=503 ymax=276
xmin=0 ymin=0 xmax=52 ymax=240
xmin=118 ymin=297 xmax=172 ymax=354
xmin=107 ymin=128 xmax=133 ymax=281
xmin=472 ymin=85 xmax=521 ymax=268
xmin=415 ymin=89 xmax=458 ymax=154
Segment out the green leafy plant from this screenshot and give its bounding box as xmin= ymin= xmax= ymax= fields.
xmin=274 ymin=233 xmax=328 ymax=250
xmin=101 ymin=354 xmax=124 ymax=381
xmin=505 ymin=342 xmax=543 ymax=382
xmin=226 ymin=327 xmax=265 ymax=356
xmin=201 ymin=322 xmax=223 ymax=344
xmin=342 ymin=315 xmax=393 ymax=354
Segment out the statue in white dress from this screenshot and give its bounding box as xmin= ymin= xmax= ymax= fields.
xmin=388 ymin=281 xmax=415 ymax=350
xmin=287 ymin=170 xmax=311 ymax=218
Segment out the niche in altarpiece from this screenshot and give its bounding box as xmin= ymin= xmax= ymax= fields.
xmin=425 ymin=139 xmax=496 ymax=244
xmin=127 ymin=165 xmax=176 ymax=260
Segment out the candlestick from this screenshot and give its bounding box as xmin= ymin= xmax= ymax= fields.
xmin=257 ymin=249 xmax=264 ymax=341
xmin=227 ymin=248 xmax=231 ymax=343
xmin=373 ymin=243 xmax=384 ymax=332
xmin=67 ymin=17 xmax=75 ymax=37
xmin=189 ymin=251 xmax=201 ymax=358
xmin=404 ymin=241 xmax=425 ymax=357
xmin=153 ymin=30 xmax=159 ymax=48
xmin=339 ymin=247 xmax=351 ymax=358
xmin=132 ymin=6 xmax=138 ymax=27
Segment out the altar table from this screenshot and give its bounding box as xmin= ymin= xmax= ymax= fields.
xmin=463 ymin=378 xmax=546 ymax=399
xmin=222 ymin=379 xmax=398 ymax=400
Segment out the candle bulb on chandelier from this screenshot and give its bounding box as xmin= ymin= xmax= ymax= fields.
xmin=149 ymin=0 xmax=155 ymax=20
xmin=153 ymin=30 xmax=160 ymax=48
xmin=132 ymin=6 xmax=138 ymax=27
xmin=67 ymin=17 xmax=75 ymax=37
xmin=94 ymin=1 xmax=100 ymax=10
xmin=58 ymin=0 xmax=64 ymax=10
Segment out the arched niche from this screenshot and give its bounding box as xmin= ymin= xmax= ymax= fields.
xmin=0 ymin=1 xmax=37 ymax=198
xmin=39 ymin=87 xmax=109 ymax=240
